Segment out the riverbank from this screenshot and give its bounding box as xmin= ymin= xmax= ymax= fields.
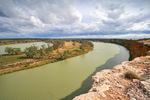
xmin=0 ymin=40 xmax=93 ymax=75
xmin=90 ymin=38 xmax=150 ymax=60
xmin=0 ymin=39 xmax=42 ymax=46
xmin=0 ymin=42 xmax=128 ymax=100
xmin=73 ymin=39 xmax=150 ymax=100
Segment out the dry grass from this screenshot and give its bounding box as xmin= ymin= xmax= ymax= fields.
xmin=53 ymin=41 xmax=81 ymax=53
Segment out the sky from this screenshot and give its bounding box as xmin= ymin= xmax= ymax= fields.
xmin=0 ymin=0 xmax=150 ymax=39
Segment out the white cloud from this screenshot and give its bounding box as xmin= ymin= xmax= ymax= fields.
xmin=0 ymin=0 xmax=150 ymax=38
xmin=127 ymin=22 xmax=150 ymax=31
xmin=30 ymin=16 xmax=45 ymax=27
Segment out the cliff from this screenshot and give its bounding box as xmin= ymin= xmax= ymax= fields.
xmin=89 ymin=38 xmax=150 ymax=60
xmin=74 ymin=56 xmax=150 ymax=100
xmin=73 ymin=39 xmax=150 ymax=100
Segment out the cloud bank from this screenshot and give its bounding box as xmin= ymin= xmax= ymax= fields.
xmin=0 ymin=0 xmax=150 ymax=38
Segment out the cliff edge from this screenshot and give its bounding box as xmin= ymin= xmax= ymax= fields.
xmin=73 ymin=39 xmax=150 ymax=100
xmin=74 ymin=56 xmax=150 ymax=100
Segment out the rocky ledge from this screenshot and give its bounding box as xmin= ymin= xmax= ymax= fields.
xmin=73 ymin=56 xmax=150 ymax=100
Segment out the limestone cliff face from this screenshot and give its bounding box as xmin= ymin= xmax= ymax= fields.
xmin=73 ymin=56 xmax=150 ymax=100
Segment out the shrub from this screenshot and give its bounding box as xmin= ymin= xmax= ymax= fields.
xmin=125 ymin=71 xmax=139 ymax=79
xmin=5 ymin=47 xmax=21 ymax=55
xmin=24 ymin=45 xmax=38 ymax=58
xmin=127 ymin=85 xmax=132 ymax=90
xmin=14 ymin=48 xmax=21 ymax=55
xmin=24 ymin=64 xmax=29 ymax=67
xmin=72 ymin=49 xmax=80 ymax=52
xmin=80 ymin=45 xmax=85 ymax=51
xmin=5 ymin=47 xmax=14 ymax=55
xmin=73 ymin=42 xmax=76 ymax=46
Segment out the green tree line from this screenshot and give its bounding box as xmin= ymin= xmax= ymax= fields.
xmin=5 ymin=47 xmax=21 ymax=55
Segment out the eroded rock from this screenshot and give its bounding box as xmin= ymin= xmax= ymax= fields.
xmin=73 ymin=56 xmax=150 ymax=100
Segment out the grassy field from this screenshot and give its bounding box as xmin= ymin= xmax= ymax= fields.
xmin=0 ymin=55 xmax=25 ymax=68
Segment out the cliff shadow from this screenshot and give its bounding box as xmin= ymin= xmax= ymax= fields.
xmin=60 ymin=46 xmax=129 ymax=100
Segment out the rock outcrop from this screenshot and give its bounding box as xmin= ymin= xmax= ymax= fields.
xmin=127 ymin=79 xmax=150 ymax=100
xmin=73 ymin=56 xmax=150 ymax=100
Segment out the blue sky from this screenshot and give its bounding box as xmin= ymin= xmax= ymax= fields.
xmin=0 ymin=0 xmax=150 ymax=38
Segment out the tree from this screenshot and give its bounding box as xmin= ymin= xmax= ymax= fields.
xmin=41 ymin=44 xmax=46 ymax=50
xmin=24 ymin=46 xmax=38 ymax=58
xmin=88 ymin=42 xmax=94 ymax=47
xmin=40 ymin=45 xmax=47 ymax=58
xmin=47 ymin=44 xmax=53 ymax=52
xmin=33 ymin=53 xmax=41 ymax=59
xmin=14 ymin=48 xmax=21 ymax=55
xmin=59 ymin=50 xmax=68 ymax=60
xmin=57 ymin=49 xmax=59 ymax=54
xmin=5 ymin=47 xmax=21 ymax=55
xmin=80 ymin=45 xmax=85 ymax=51
xmin=5 ymin=47 xmax=14 ymax=55
xmin=40 ymin=49 xmax=46 ymax=57
xmin=73 ymin=42 xmax=76 ymax=46
xmin=63 ymin=50 xmax=68 ymax=58
xmin=66 ymin=50 xmax=70 ymax=54
xmin=50 ymin=47 xmax=54 ymax=52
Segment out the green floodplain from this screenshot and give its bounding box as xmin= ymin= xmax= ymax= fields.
xmin=0 ymin=42 xmax=129 ymax=100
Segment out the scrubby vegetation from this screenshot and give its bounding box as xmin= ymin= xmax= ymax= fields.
xmin=0 ymin=55 xmax=24 ymax=70
xmin=0 ymin=39 xmax=93 ymax=75
xmin=125 ymin=71 xmax=140 ymax=79
xmin=24 ymin=45 xmax=38 ymax=58
xmin=5 ymin=47 xmax=21 ymax=55
xmin=0 ymin=39 xmax=42 ymax=45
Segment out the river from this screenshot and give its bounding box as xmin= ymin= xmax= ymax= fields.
xmin=0 ymin=42 xmax=129 ymax=100
xmin=0 ymin=42 xmax=52 ymax=55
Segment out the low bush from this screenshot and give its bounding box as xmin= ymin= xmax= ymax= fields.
xmin=127 ymin=85 xmax=132 ymax=90
xmin=24 ymin=64 xmax=29 ymax=67
xmin=125 ymin=71 xmax=139 ymax=79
